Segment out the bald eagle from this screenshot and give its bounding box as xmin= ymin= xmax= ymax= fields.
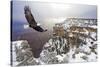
xmin=24 ymin=6 xmax=47 ymax=32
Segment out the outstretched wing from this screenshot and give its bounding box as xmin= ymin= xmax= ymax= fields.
xmin=24 ymin=6 xmax=37 ymax=28
xmin=34 ymin=26 xmax=47 ymax=32
xmin=24 ymin=6 xmax=47 ymax=32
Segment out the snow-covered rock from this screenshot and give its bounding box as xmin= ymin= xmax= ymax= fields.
xmin=12 ymin=35 xmax=97 ymax=66
xmin=12 ymin=18 xmax=97 ymax=66
xmin=12 ymin=40 xmax=40 ymax=66
xmin=40 ymin=33 xmax=97 ymax=64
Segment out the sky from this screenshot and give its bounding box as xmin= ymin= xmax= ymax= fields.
xmin=12 ymin=1 xmax=97 ymax=29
